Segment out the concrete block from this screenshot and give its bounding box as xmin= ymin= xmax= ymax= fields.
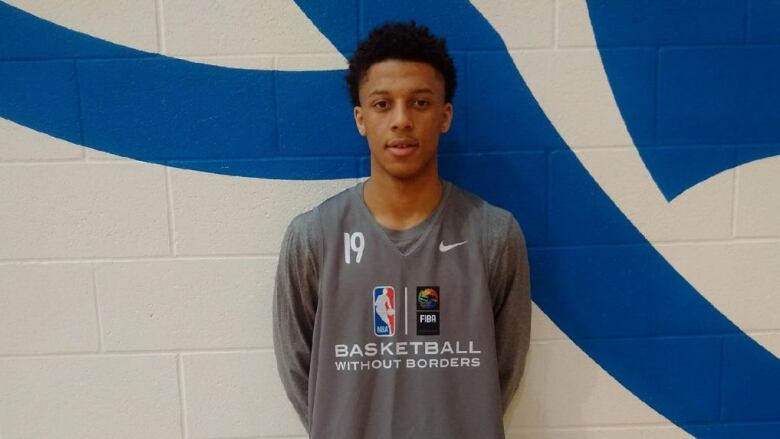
xmin=4 ymin=0 xmax=158 ymax=53
xmin=84 ymin=145 xmax=131 ymax=161
xmin=467 ymin=51 xmax=563 ymax=151
xmin=720 ymin=334 xmax=780 ymax=421
xmin=360 ymin=0 xmax=503 ymax=50
xmin=565 ymin=149 xmax=734 ymax=243
xmin=506 ymin=49 xmax=636 ymax=148
xmin=162 ymin=0 xmax=343 ymax=56
xmin=506 ymin=425 xmax=691 ymax=439
xmin=0 ymin=1 xmax=141 ymax=59
xmin=95 ymin=258 xmax=276 ymax=351
xmin=276 ymin=54 xmax=346 ymax=71
xmin=639 ymin=145 xmax=735 ymax=201
xmin=748 ymin=0 xmax=780 ymax=43
xmin=78 ymin=57 xmax=276 ymax=161
xmin=557 ymin=0 xmax=597 ymax=47
xmin=530 ymin=303 xmax=567 ymax=342
xmin=548 ymin=151 xmax=644 ymax=245
xmin=751 ymin=333 xmax=780 ymax=355
xmin=598 ymin=48 xmax=656 ymax=147
xmin=0 ymin=355 xmax=180 ymax=438
xmin=293 ymin=0 xmax=357 ymax=53
xmin=276 ymin=67 xmax=364 ymax=156
xmin=656 ymin=241 xmax=780 ymax=335
xmin=0 ymin=118 xmax=82 ymax=162
xmin=0 ymin=263 xmax=97 ymax=354
xmin=579 ymin=337 xmax=721 ymax=423
xmin=735 ymin=156 xmax=780 ymax=237
xmin=469 ymin=0 xmax=555 ymax=49
xmin=0 ymin=60 xmax=80 ymax=144
xmin=170 ymin=171 xmax=355 ymax=255
xmin=687 ymin=422 xmax=780 ymax=438
xmin=506 ymin=339 xmax=669 ymax=427
xmin=563 ymin=0 xmax=745 ymax=47
xmin=182 ymin=351 xmax=306 ymax=437
xmin=439 ymin=152 xmax=546 ymax=247
xmin=657 ymin=46 xmax=780 ymax=146
xmin=532 ymin=244 xmax=734 ymax=338
xmin=183 ymin=55 xmax=274 ymax=71
xmin=0 ymin=162 xmax=169 ymax=259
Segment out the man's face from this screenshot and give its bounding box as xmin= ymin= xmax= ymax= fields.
xmin=354 ymin=59 xmax=453 ymax=182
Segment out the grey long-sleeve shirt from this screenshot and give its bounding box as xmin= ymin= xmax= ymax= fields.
xmin=272 ymin=181 xmax=530 ymax=437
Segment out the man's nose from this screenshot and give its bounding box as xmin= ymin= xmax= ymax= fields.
xmin=391 ymin=105 xmax=413 ymax=130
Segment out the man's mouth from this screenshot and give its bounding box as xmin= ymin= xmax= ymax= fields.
xmin=387 ymin=138 xmax=419 ymax=157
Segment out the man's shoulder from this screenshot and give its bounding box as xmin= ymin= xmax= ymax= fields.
xmin=287 ymin=208 xmax=320 ymax=236
xmin=309 ymin=182 xmax=361 ymax=215
xmin=447 ymin=182 xmax=524 ymax=249
xmin=448 ymin=182 xmax=515 ymax=227
xmin=285 ymin=182 xmax=361 ymax=243
xmin=285 ymin=201 xmax=328 ymax=251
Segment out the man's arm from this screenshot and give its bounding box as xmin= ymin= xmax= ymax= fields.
xmin=272 ymin=211 xmax=320 ymax=431
xmin=487 ymin=212 xmax=532 ymax=412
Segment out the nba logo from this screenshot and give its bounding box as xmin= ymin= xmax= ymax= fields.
xmin=373 ymin=286 xmax=396 ymax=337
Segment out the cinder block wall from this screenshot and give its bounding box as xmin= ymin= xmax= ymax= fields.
xmin=1 ymin=1 xmax=778 ymax=438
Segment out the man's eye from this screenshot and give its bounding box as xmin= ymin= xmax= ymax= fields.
xmin=373 ymin=101 xmax=389 ymax=110
xmin=414 ymin=99 xmax=430 ymax=108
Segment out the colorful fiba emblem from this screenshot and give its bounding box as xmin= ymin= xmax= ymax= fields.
xmin=373 ymin=286 xmax=396 ymax=337
xmin=416 ymin=287 xmax=440 ymax=310
xmin=416 ymin=286 xmax=440 ymax=336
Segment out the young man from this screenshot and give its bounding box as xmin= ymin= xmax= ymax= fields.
xmin=273 ymin=22 xmax=530 ymax=438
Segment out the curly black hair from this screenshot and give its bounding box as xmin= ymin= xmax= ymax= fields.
xmin=346 ymin=21 xmax=457 ymax=107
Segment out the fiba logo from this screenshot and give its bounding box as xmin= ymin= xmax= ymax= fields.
xmin=416 ymin=286 xmax=440 ymax=336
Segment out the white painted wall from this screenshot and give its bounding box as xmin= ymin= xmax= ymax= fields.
xmin=1 ymin=1 xmax=777 ymax=438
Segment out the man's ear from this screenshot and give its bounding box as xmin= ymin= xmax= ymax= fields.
xmin=441 ymin=102 xmax=453 ymax=133
xmin=354 ymin=106 xmax=366 ymax=136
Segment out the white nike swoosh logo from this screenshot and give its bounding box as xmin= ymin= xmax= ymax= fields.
xmin=439 ymin=240 xmax=468 ymax=252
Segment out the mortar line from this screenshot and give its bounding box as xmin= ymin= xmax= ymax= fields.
xmin=91 ymin=267 xmax=105 ymax=352
xmin=0 ymin=347 xmax=275 ymax=360
xmin=177 ymin=353 xmax=189 ymax=439
xmin=271 ymin=57 xmax=280 ymax=155
xmin=507 ymin=422 xmax=695 ymax=432
xmin=3 ymin=234 xmax=779 ymax=266
xmin=731 ymin=165 xmax=740 ymax=237
xmin=71 ymin=60 xmax=86 ymax=157
xmin=652 ymin=47 xmax=659 ymax=146
xmin=165 ymin=165 xmax=177 ymax=256
xmin=717 ymin=335 xmax=725 ymax=421
xmin=553 ymin=0 xmax=560 ymax=49
xmin=155 ymin=0 xmax=167 ymax=54
xmin=0 ymin=254 xmax=287 ymax=265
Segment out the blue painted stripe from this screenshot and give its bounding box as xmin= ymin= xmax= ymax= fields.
xmin=589 ymin=1 xmax=780 ymax=200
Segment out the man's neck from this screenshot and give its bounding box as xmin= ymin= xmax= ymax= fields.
xmin=363 ymin=172 xmax=444 ymax=231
